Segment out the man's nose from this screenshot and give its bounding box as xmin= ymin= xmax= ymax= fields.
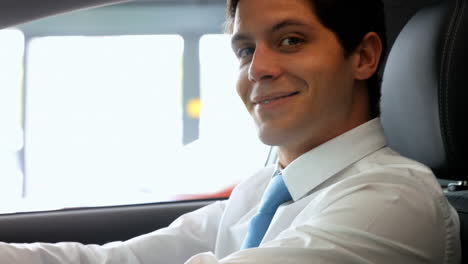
xmin=248 ymin=46 xmax=281 ymax=83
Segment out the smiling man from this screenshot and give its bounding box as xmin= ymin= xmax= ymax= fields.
xmin=231 ymin=0 xmax=378 ymax=167
xmin=0 ymin=0 xmax=461 ymax=263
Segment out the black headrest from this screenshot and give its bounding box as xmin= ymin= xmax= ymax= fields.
xmin=381 ymin=0 xmax=468 ymax=180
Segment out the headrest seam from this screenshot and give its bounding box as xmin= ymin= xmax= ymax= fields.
xmin=439 ymin=0 xmax=465 ymax=163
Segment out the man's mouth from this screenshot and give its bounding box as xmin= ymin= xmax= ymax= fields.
xmin=255 ymin=91 xmax=300 ymax=105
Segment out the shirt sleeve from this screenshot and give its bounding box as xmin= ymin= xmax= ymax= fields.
xmin=0 ymin=200 xmax=227 ymax=264
xmin=185 ymin=169 xmax=459 ymax=264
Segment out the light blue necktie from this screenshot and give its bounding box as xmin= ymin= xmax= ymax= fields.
xmin=241 ymin=171 xmax=292 ymax=249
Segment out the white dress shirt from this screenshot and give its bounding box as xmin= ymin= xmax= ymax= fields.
xmin=0 ymin=119 xmax=461 ymax=263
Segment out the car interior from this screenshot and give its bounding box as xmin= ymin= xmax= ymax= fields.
xmin=0 ymin=0 xmax=467 ymax=262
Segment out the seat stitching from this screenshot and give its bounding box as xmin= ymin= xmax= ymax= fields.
xmin=439 ymin=1 xmax=454 ymax=160
xmin=446 ymin=0 xmax=465 ymax=159
xmin=440 ymin=0 xmax=463 ymax=167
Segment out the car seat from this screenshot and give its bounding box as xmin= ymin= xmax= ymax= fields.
xmin=380 ymin=0 xmax=468 ymax=260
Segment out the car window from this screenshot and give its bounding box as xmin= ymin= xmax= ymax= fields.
xmin=0 ymin=2 xmax=270 ymax=214
xmin=0 ymin=29 xmax=25 ymax=211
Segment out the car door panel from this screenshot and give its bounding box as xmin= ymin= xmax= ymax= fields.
xmin=0 ymin=200 xmax=214 ymax=244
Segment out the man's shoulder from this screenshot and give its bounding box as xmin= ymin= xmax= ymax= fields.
xmin=360 ymin=146 xmax=432 ymax=172
xmin=312 ymin=146 xmax=456 ymax=230
xmin=335 ymin=146 xmax=444 ymax=199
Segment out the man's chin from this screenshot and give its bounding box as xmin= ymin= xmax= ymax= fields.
xmin=257 ymin=128 xmax=289 ymax=147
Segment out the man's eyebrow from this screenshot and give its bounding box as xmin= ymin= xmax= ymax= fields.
xmin=271 ymin=19 xmax=311 ymax=32
xmin=231 ymin=19 xmax=312 ymax=47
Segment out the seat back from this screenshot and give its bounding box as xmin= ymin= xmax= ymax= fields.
xmin=445 ymin=191 xmax=468 ymax=260
xmin=380 ymin=0 xmax=468 ymax=260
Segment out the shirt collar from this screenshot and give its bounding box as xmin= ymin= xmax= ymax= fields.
xmin=280 ymin=118 xmax=387 ymax=201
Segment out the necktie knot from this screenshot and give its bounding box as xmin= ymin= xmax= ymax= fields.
xmin=241 ymin=171 xmax=292 ymax=249
xmin=258 ymin=172 xmax=292 ymax=213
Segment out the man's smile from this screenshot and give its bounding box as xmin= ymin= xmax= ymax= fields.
xmin=252 ymin=91 xmax=300 ymax=106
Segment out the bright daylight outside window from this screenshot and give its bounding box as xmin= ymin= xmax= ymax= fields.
xmin=0 ymin=29 xmax=24 ymax=213
xmin=7 ymin=33 xmax=269 ymax=213
xmin=25 ymin=35 xmax=184 ymax=211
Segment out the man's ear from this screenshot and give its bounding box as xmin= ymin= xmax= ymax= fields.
xmin=352 ymin=32 xmax=383 ymax=80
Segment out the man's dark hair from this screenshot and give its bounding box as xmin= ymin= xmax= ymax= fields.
xmin=225 ymin=0 xmax=387 ymax=118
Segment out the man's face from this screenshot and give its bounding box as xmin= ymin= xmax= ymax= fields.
xmin=232 ymin=0 xmax=370 ymax=160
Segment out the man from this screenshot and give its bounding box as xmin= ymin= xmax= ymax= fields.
xmin=0 ymin=0 xmax=461 ymax=263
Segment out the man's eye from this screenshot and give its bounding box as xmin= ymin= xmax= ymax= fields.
xmin=280 ymin=37 xmax=303 ymax=46
xmin=238 ymin=47 xmax=255 ymax=58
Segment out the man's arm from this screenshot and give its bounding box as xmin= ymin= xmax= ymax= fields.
xmin=0 ymin=200 xmax=226 ymax=264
